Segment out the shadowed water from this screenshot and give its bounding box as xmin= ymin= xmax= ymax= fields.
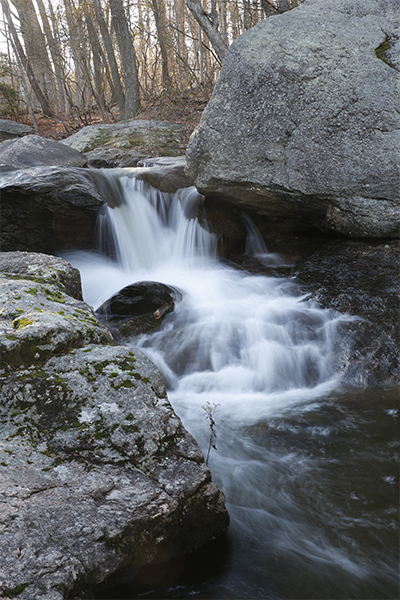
xmin=61 ymin=170 xmax=399 ymax=599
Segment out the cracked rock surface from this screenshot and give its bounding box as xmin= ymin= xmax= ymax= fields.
xmin=186 ymin=0 xmax=400 ymax=238
xmin=0 ymin=252 xmax=229 ymax=600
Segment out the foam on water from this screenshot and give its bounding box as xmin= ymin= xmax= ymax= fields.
xmin=62 ymin=170 xmax=398 ymax=599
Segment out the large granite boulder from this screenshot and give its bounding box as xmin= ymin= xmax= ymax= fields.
xmin=0 ymin=252 xmax=229 ymax=600
xmin=0 ymin=135 xmax=87 ymax=172
xmin=186 ymin=0 xmax=400 ymax=238
xmin=0 ymin=119 xmax=34 ymax=142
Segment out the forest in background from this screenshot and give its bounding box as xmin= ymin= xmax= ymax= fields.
xmin=0 ymin=0 xmax=302 ymax=137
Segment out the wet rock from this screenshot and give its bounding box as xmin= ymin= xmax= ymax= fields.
xmin=295 ymin=239 xmax=400 ymax=386
xmin=84 ymin=147 xmax=146 ymax=168
xmin=0 ymin=251 xmax=112 ymax=367
xmin=0 ymin=135 xmax=87 ymax=172
xmin=0 ymin=167 xmax=104 ymax=253
xmin=0 ymin=119 xmax=34 ymax=142
xmin=96 ymin=281 xmax=183 ymax=343
xmin=97 ymin=281 xmax=182 ymax=319
xmin=0 ymin=252 xmax=229 ymax=599
xmin=186 ymin=0 xmax=400 ymax=238
xmin=61 ymin=119 xmax=188 ymax=157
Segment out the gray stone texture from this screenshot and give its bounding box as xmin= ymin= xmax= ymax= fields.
xmin=186 ymin=0 xmax=400 ymax=238
xmin=0 ymin=135 xmax=87 ymax=172
xmin=61 ymin=119 xmax=187 ymax=157
xmin=0 ymin=119 xmax=34 ymax=142
xmin=0 ymin=252 xmax=229 ymax=599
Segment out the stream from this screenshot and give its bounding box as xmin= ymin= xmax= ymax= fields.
xmin=62 ymin=170 xmax=398 ymax=599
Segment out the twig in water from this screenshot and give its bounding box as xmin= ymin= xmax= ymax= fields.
xmin=202 ymin=401 xmax=220 ymax=466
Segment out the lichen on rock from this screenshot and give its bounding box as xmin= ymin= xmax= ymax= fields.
xmin=0 ymin=252 xmax=229 ymax=600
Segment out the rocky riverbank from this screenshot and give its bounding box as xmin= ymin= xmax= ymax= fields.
xmin=0 ymin=252 xmax=229 ymax=600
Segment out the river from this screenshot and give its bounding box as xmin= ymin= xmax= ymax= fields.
xmin=62 ymin=170 xmax=398 ymax=599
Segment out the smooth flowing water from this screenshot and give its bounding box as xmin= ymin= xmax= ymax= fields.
xmin=62 ymin=171 xmax=399 ymax=599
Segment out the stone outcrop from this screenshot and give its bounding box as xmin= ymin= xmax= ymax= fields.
xmin=61 ymin=119 xmax=188 ymax=157
xmin=186 ymin=0 xmax=400 ymax=238
xmin=0 ymin=252 xmax=229 ymax=600
xmin=0 ymin=135 xmax=87 ymax=172
xmin=0 ymin=119 xmax=34 ymax=142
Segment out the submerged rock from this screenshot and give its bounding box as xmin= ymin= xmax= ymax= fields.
xmin=295 ymin=239 xmax=400 ymax=386
xmin=186 ymin=0 xmax=400 ymax=238
xmin=96 ymin=281 xmax=183 ymax=341
xmin=0 ymin=253 xmax=229 ymax=599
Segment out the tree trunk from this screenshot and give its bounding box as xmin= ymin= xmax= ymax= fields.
xmin=150 ymin=0 xmax=171 ymax=90
xmin=186 ymin=0 xmax=229 ymax=64
xmin=1 ymin=0 xmax=53 ymax=115
xmin=109 ymin=0 xmax=140 ymax=117
xmin=92 ymin=0 xmax=126 ymax=118
xmin=10 ymin=0 xmax=55 ymax=107
xmin=35 ymin=0 xmax=67 ymax=112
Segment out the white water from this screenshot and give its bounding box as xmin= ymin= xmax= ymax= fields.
xmin=62 ymin=171 xmax=398 ymax=599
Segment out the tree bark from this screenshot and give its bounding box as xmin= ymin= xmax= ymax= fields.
xmin=109 ymin=0 xmax=140 ymax=117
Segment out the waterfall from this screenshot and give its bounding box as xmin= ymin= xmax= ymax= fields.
xmin=62 ymin=169 xmax=397 ymax=600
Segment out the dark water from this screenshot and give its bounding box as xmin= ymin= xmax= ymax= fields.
xmin=95 ymin=387 xmax=399 ymax=600
xmin=64 ymin=172 xmax=398 ymax=600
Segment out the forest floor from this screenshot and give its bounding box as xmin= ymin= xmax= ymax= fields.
xmin=17 ymin=91 xmax=207 ymax=155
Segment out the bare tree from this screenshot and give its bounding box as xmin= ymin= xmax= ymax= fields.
xmin=186 ymin=0 xmax=229 ymax=63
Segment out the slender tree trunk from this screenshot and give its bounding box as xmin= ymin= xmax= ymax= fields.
xmin=109 ymin=0 xmax=140 ymax=117
xmin=92 ymin=0 xmax=126 ymax=118
xmin=2 ymin=15 xmax=39 ymax=131
xmin=186 ymin=0 xmax=228 ymax=63
xmin=10 ymin=0 xmax=55 ymax=107
xmin=63 ymin=0 xmax=88 ymax=109
xmin=35 ymin=0 xmax=66 ymax=112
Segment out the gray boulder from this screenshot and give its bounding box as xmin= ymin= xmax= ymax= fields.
xmin=0 ymin=135 xmax=87 ymax=172
xmin=61 ymin=119 xmax=187 ymax=157
xmin=0 ymin=167 xmax=104 ymax=253
xmin=186 ymin=0 xmax=400 ymax=238
xmin=0 ymin=252 xmax=229 ymax=599
xmin=0 ymin=119 xmax=34 ymax=142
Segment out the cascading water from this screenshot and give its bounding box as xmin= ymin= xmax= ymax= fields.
xmin=62 ymin=170 xmax=398 ymax=600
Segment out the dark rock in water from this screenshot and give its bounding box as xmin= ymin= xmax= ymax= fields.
xmin=0 ymin=135 xmax=87 ymax=171
xmin=84 ymin=147 xmax=146 ymax=168
xmin=0 ymin=166 xmax=104 ymax=253
xmin=136 ymin=164 xmax=193 ymax=193
xmin=0 ymin=119 xmax=34 ymax=141
xmin=0 ymin=252 xmax=229 ymax=599
xmin=295 ymin=239 xmax=400 ymax=386
xmin=97 ymin=281 xmax=183 ymax=319
xmin=186 ymin=0 xmax=400 ymax=238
